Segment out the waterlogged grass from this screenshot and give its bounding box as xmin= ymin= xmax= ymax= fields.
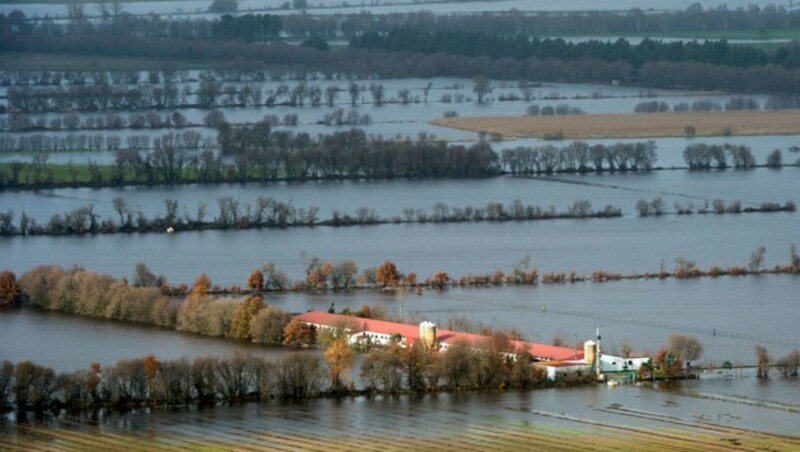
xmin=433 ymin=110 xmax=800 ymax=140
xmin=2 ymin=414 xmax=799 ymax=451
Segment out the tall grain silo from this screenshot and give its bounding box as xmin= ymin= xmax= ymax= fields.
xmin=584 ymin=340 xmax=597 ymax=367
xmin=419 ymin=321 xmax=437 ymax=348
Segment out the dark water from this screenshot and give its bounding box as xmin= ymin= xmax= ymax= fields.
xmin=3 ymin=167 xmax=798 ymax=222
xmin=0 ymin=309 xmax=309 ymax=372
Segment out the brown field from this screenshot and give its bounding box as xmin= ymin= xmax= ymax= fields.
xmin=432 ymin=110 xmax=800 ymax=140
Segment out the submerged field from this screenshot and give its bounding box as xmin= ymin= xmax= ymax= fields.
xmin=433 ymin=110 xmax=800 ymax=140
xmin=3 ymin=393 xmax=799 ymax=451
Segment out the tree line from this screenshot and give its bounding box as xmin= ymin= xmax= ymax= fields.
xmin=0 ymin=197 xmax=621 ymax=237
xmin=0 ymin=129 xmax=502 ymax=189
xmin=0 ymin=130 xmax=212 ymax=154
xmin=501 ymin=141 xmax=657 ymax=173
xmin=682 ymin=143 xmax=793 ymax=170
xmin=350 ymin=29 xmax=794 ymax=69
xmin=7 ymin=29 xmax=800 ymax=95
xmin=7 ymin=4 xmax=800 ymax=44
xmin=3 ymin=137 xmax=798 ymax=191
xmin=635 ymin=197 xmax=795 ymax=217
xmin=295 ymin=5 xmax=800 ymax=39
xmin=0 ymin=331 xmax=556 ymax=414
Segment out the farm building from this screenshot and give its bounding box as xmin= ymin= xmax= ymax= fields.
xmin=293 ymin=310 xmax=583 ymax=362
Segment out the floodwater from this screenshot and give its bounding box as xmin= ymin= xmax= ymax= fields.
xmin=0 ymin=377 xmax=798 ymax=440
xmin=1 ymin=0 xmax=794 ymax=20
xmin=0 ymin=309 xmax=309 ymax=372
xmin=2 ymin=165 xmax=797 ymax=221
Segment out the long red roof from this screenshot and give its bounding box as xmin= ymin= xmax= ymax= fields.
xmin=294 ymin=311 xmax=582 ymax=361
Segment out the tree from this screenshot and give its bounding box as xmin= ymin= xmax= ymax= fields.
xmin=348 ymin=82 xmax=361 ymax=107
xmin=247 ymin=269 xmax=264 ymax=292
xmin=132 ymin=263 xmax=164 ymax=288
xmin=229 ymin=295 xmax=263 ymax=339
xmin=191 ymin=273 xmax=211 ymax=297
xmin=375 ymin=261 xmax=399 ymax=287
xmin=472 ymin=76 xmax=492 ymax=104
xmin=282 ymin=319 xmax=316 ymax=346
xmin=668 ymin=335 xmax=703 ymax=368
xmin=0 ymin=271 xmax=21 ymax=308
xmin=776 ymin=348 xmax=800 ymax=377
xmin=766 ymin=149 xmax=782 ymax=168
xmin=748 ymin=246 xmax=766 ymax=272
xmin=323 ymin=339 xmax=352 ymax=392
xmin=369 ymin=83 xmax=385 ymax=106
xmin=250 ymin=306 xmax=292 ymax=344
xmin=142 ymin=354 xmax=160 ymax=400
xmin=755 ymin=344 xmax=771 ymax=378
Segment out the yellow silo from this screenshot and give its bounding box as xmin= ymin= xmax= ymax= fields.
xmin=419 ymin=321 xmax=437 ymax=348
xmin=584 ymin=340 xmax=597 ymax=366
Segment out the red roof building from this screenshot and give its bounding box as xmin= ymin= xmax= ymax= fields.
xmin=294 ymin=311 xmax=582 ymax=361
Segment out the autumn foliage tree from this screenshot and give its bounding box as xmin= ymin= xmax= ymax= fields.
xmin=375 ymin=261 xmax=399 ymax=287
xmin=0 ymin=271 xmax=21 ymax=308
xmin=323 ymin=339 xmax=353 ymax=392
xmin=191 ymin=273 xmax=212 ymax=297
xmin=228 ymin=295 xmax=264 ymax=339
xmin=142 ymin=354 xmax=160 ymax=401
xmin=282 ymin=319 xmax=317 ymax=346
xmin=247 ymin=269 xmax=264 ymax=292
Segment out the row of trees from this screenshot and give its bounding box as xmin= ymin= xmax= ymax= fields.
xmin=0 ymin=329 xmax=557 ymax=414
xmin=8 ymin=4 xmax=800 ymax=44
xmin=0 ymin=353 xmax=327 ymax=412
xmin=278 ymin=5 xmax=800 ymax=39
xmin=636 ymin=197 xmax=796 ymax=217
xmin=683 ymin=143 xmax=763 ymax=170
xmin=635 ymin=96 xmax=800 ymax=114
xmin=350 ymin=30 xmax=792 ymax=69
xmin=501 ymin=141 xmax=657 ymax=174
xmin=0 ymin=130 xmax=211 ymax=154
xmin=6 ymin=32 xmax=800 ymax=95
xmin=0 ymin=197 xmax=621 ymax=237
xmin=4 ymin=111 xmax=195 ymax=132
xmin=15 ymin=266 xmax=296 ymax=346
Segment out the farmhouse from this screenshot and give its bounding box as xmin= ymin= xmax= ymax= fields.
xmin=294 ymin=310 xmax=583 ymax=362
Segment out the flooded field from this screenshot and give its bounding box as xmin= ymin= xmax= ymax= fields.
xmin=2 ymin=380 xmax=799 ymax=448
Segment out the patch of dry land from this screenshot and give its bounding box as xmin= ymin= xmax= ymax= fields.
xmin=431 ymin=110 xmax=800 ymax=140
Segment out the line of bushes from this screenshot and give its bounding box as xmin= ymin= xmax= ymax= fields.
xmin=635 ymin=198 xmax=796 ymax=217
xmin=0 ymin=198 xmax=620 ymax=237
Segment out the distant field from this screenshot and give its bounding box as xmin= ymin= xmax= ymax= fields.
xmin=0 ymin=52 xmax=228 ymax=71
xmin=1 ymin=416 xmax=798 ymax=451
xmin=432 ymin=110 xmax=800 ymax=140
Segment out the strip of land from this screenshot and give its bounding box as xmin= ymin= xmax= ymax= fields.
xmin=432 ymin=110 xmax=800 ymax=140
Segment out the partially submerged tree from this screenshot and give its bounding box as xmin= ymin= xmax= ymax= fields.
xmin=668 ymin=335 xmax=703 ymax=368
xmin=755 ymin=344 xmax=771 ymax=378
